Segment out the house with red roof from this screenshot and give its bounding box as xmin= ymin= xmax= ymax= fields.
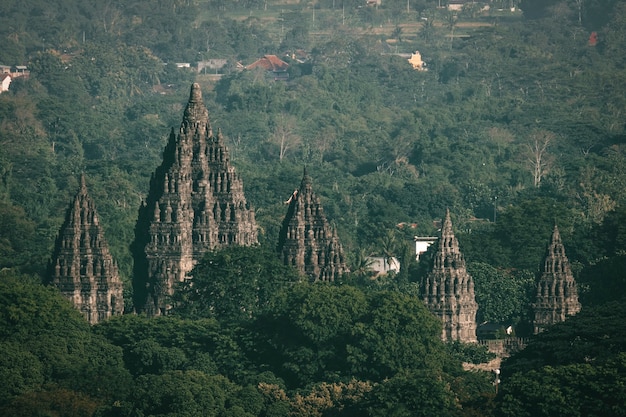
xmin=246 ymin=55 xmax=289 ymax=81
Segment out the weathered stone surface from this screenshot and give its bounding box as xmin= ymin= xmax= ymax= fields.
xmin=49 ymin=174 xmax=124 ymax=324
xmin=533 ymin=225 xmax=581 ymax=334
xmin=421 ymin=209 xmax=478 ymax=342
xmin=132 ymin=83 xmax=257 ymax=315
xmin=277 ymin=169 xmax=347 ymax=282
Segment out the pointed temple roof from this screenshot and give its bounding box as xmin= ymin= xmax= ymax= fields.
xmin=277 ymin=168 xmax=348 ymax=282
xmin=49 ymin=174 xmax=124 ymax=324
xmin=533 ymin=225 xmax=581 ymax=334
xmin=421 ymin=209 xmax=478 ymax=342
xmin=132 ymin=83 xmax=257 ymax=316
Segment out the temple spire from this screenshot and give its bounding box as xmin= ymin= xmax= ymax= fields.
xmin=277 ymin=168 xmax=348 ymax=282
xmin=80 ymin=172 xmax=87 ymax=192
xmin=49 ymin=175 xmax=124 ymax=324
xmin=532 ymin=225 xmax=581 ymax=334
xmin=132 ymin=83 xmax=257 ymax=316
xmin=421 ymin=209 xmax=478 ymax=342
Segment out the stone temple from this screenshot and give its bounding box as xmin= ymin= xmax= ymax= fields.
xmin=132 ymin=83 xmax=257 ymax=316
xmin=49 ymin=174 xmax=124 ymax=324
xmin=420 ymin=209 xmax=478 ymax=342
xmin=277 ymin=168 xmax=347 ymax=282
xmin=533 ymin=225 xmax=581 ymax=334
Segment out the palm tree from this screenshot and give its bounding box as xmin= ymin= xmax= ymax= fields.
xmin=350 ymin=248 xmax=375 ymax=280
xmin=378 ymin=230 xmax=399 ymax=273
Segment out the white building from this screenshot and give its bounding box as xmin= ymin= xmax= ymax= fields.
xmin=414 ymin=236 xmax=437 ymax=260
xmin=0 ymin=74 xmax=11 ymax=94
xmin=367 ymin=256 xmax=400 ymax=276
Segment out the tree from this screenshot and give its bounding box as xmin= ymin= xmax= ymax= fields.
xmin=447 ymin=340 xmax=496 ymax=365
xmin=126 ymin=371 xmax=239 ymax=417
xmin=461 ymin=196 xmax=577 ymax=271
xmin=418 ymin=14 xmax=436 ymax=42
xmin=289 ymin=379 xmax=373 ymax=417
xmin=170 ymin=245 xmax=302 ymax=323
xmin=348 ymin=248 xmax=376 ymax=281
xmin=579 ymin=254 xmax=626 ymax=306
xmin=519 ymin=0 xmax=562 ymax=19
xmin=250 ymin=285 xmax=450 ymax=388
xmin=269 ymin=113 xmax=302 ymax=162
xmin=501 ymin=301 xmax=626 ymax=376
xmin=495 ymin=301 xmax=626 ymax=416
xmin=468 ymin=262 xmax=535 ymax=325
xmin=377 ymin=230 xmax=400 ymax=273
xmin=94 ymin=315 xmax=247 ymax=380
xmin=0 ymin=272 xmax=131 ymax=407
xmin=498 ymin=354 xmax=626 ymax=417
xmin=349 ymin=291 xmax=449 ymax=381
xmin=362 ymin=370 xmax=460 ymax=417
xmin=524 ymin=129 xmax=555 ymax=188
xmin=280 ymin=10 xmax=311 ymax=51
xmin=0 ymin=342 xmax=44 ymax=404
xmin=0 ymin=388 xmax=100 ymax=417
xmin=444 ymin=11 xmax=458 ymax=50
xmin=251 ymin=283 xmax=369 ymax=388
xmin=0 ymin=201 xmax=37 ymax=270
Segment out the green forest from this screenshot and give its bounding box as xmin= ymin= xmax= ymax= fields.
xmin=1 ymin=0 xmax=626 ymax=415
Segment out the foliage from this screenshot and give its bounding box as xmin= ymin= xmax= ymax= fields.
xmin=460 ymin=196 xmax=580 ymax=270
xmin=494 ymin=300 xmax=626 ymax=416
xmin=467 ymin=262 xmax=535 ymax=325
xmin=500 ymin=300 xmax=626 ymax=377
xmin=579 ymin=253 xmax=626 ymax=306
xmin=3 ymin=0 xmax=626 ymax=414
xmin=289 ymin=379 xmax=373 ymax=417
xmin=447 ymin=341 xmax=496 ymax=365
xmin=3 ymin=0 xmax=626 ymax=281
xmin=0 ymin=201 xmax=38 ymax=270
xmin=0 ymin=388 xmax=100 ymax=417
xmin=118 ymin=370 xmax=252 ymax=417
xmin=498 ymin=353 xmax=626 ymax=417
xmin=362 ymin=370 xmax=461 ymax=417
xmin=0 ymin=272 xmax=131 ymax=407
xmin=249 ymin=283 xmax=450 ymax=389
xmin=93 ymin=314 xmax=247 ymax=380
xmin=170 ymin=245 xmax=303 ymax=323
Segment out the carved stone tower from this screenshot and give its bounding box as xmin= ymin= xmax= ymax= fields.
xmin=421 ymin=209 xmax=478 ymax=342
xmin=277 ymin=169 xmax=347 ymax=282
xmin=49 ymin=175 xmax=124 ymax=324
xmin=533 ymin=225 xmax=581 ymax=334
xmin=132 ymin=83 xmax=257 ymax=316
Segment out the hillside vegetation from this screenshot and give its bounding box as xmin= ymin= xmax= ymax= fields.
xmin=1 ymin=0 xmax=626 ymax=415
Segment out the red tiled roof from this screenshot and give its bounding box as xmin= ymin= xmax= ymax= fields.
xmin=246 ymin=55 xmax=289 ymax=72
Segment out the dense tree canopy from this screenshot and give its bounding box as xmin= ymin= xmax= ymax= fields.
xmin=249 ymin=283 xmax=450 ymax=389
xmin=0 ymin=272 xmax=131 ymax=411
xmin=170 ymin=245 xmax=303 ymax=323
xmin=495 ymin=301 xmax=626 ymax=416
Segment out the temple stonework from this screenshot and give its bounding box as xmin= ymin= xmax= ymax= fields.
xmin=421 ymin=209 xmax=478 ymax=342
xmin=533 ymin=225 xmax=581 ymax=334
xmin=132 ymin=83 xmax=257 ymax=316
xmin=277 ymin=169 xmax=347 ymax=282
xmin=49 ymin=175 xmax=124 ymax=324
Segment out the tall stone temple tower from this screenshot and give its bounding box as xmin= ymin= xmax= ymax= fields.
xmin=49 ymin=174 xmax=124 ymax=324
xmin=421 ymin=209 xmax=478 ymax=342
xmin=277 ymin=169 xmax=347 ymax=282
xmin=132 ymin=83 xmax=257 ymax=316
xmin=533 ymin=225 xmax=581 ymax=334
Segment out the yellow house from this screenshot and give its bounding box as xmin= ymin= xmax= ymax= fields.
xmin=408 ymin=51 xmax=426 ymax=71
